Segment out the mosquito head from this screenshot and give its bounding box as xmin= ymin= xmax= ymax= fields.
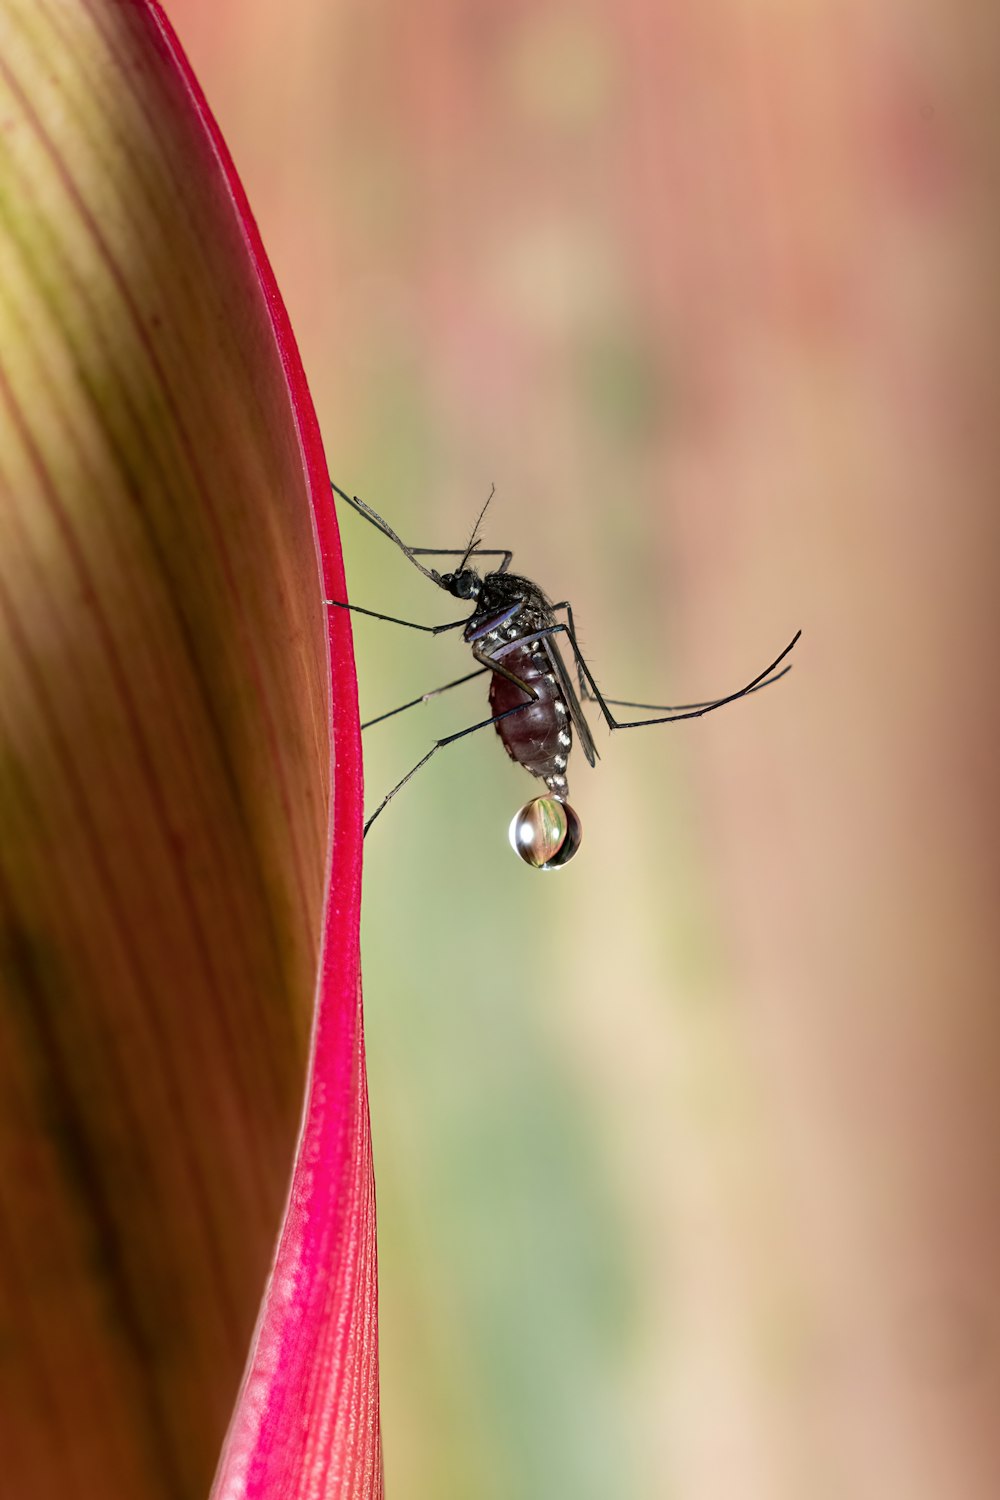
xmin=439 ymin=568 xmax=482 ymax=601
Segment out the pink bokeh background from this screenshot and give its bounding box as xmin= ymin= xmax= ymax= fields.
xmin=169 ymin=4 xmax=1000 ymax=1498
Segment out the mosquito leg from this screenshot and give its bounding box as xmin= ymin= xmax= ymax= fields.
xmin=545 ymin=603 xmax=591 ymax=696
xmin=362 ymin=667 xmax=489 ymax=730
xmin=568 ymin=606 xmax=588 ymax=697
xmin=546 ymin=602 xmax=793 ymax=710
xmin=491 ymin=628 xmax=560 ymax=658
xmin=331 ymin=483 xmax=443 ymax=586
xmin=564 ymin=604 xmax=589 ymax=698
xmin=331 ymin=482 xmax=398 ymax=542
xmin=325 ymin=600 xmax=468 ymax=634
xmin=469 ymin=646 xmax=541 ymax=701
xmin=596 ymin=664 xmax=793 ymax=712
xmin=409 ymin=547 xmax=514 ymax=572
xmin=331 ymin=483 xmax=515 ymax=579
xmin=542 ymin=621 xmax=801 ymax=730
xmin=364 ymin=700 xmax=532 ymax=836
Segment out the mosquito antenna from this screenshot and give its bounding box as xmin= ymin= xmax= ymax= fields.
xmin=331 ymin=481 xmax=445 ymax=587
xmin=457 ymin=484 xmax=496 ymax=572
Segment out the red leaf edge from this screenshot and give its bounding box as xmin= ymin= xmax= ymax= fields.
xmin=128 ymin=4 xmax=378 ymax=1496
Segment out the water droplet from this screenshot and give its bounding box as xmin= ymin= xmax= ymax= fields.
xmin=508 ymin=797 xmax=582 ymax=870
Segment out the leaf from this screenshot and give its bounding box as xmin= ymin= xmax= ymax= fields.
xmin=0 ymin=2 xmax=376 ymax=1498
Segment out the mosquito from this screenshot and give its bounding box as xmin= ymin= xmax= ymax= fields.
xmin=326 ymin=482 xmax=800 ymax=870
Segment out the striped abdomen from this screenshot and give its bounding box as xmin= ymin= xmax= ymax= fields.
xmin=489 ymin=642 xmax=571 ymax=798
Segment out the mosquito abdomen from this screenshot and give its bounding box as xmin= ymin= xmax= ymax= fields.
xmin=489 ymin=643 xmax=572 ymax=798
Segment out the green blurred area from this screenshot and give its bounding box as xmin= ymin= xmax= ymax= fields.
xmin=169 ymin=6 xmax=803 ymax=1497
xmin=331 ymin=274 xmax=658 ymax=1500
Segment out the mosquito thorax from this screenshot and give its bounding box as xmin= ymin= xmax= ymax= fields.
xmin=440 ymin=568 xmax=482 ymax=600
xmin=508 ymin=797 xmax=582 ymax=870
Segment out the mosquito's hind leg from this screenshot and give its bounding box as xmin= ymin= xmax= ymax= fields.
xmin=364 ymin=700 xmax=533 ymax=836
xmin=594 ymin=667 xmax=793 ymax=713
xmin=546 ymin=602 xmax=794 ymax=712
xmin=549 ymin=604 xmax=590 ymax=698
xmin=542 ymin=616 xmax=801 ymax=730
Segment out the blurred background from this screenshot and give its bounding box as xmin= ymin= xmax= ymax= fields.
xmin=168 ymin=3 xmax=1000 ymax=1498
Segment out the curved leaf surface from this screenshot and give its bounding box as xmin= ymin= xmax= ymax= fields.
xmin=0 ymin=2 xmax=374 ymax=1497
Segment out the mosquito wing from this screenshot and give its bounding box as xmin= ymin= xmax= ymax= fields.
xmin=542 ymin=634 xmax=599 ymax=767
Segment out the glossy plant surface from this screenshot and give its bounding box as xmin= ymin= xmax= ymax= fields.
xmin=0 ymin=4 xmax=376 ymax=1498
